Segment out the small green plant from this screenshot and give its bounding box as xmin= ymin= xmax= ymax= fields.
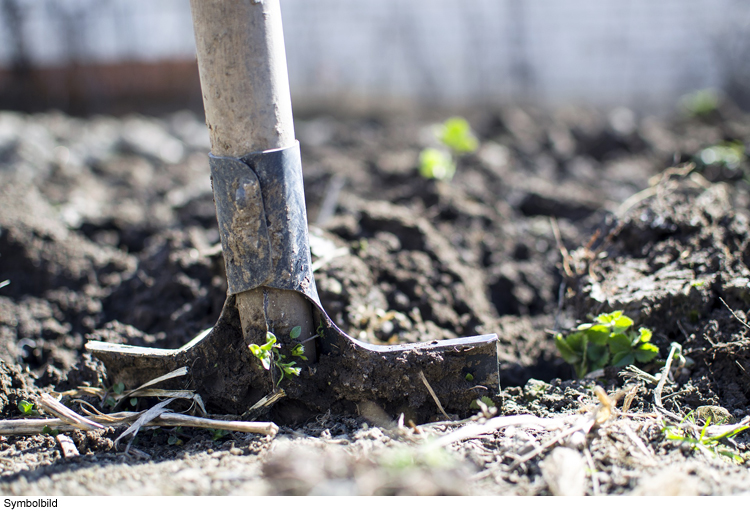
xmin=17 ymin=399 xmax=39 ymax=417
xmin=419 ymin=117 xmax=479 ymax=181
xmin=663 ymin=412 xmax=749 ymax=464
xmin=42 ymin=425 xmax=59 ymax=437
xmin=211 ymin=429 xmax=229 ymax=441
xmin=698 ymin=141 xmax=745 ymax=170
xmin=248 ymin=331 xmax=306 ymax=387
xmin=470 ymin=396 xmax=496 ymax=411
xmin=168 ymin=427 xmax=184 ymax=446
xmin=419 ymin=148 xmax=455 ymax=181
xmin=681 ymin=89 xmax=720 ymax=118
xmin=555 ymin=311 xmax=659 ymax=377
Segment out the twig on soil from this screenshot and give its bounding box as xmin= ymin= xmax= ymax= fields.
xmin=426 ymin=414 xmax=568 ymax=450
xmin=55 ymin=434 xmax=79 ymax=458
xmin=147 ymin=413 xmax=279 ymax=436
xmin=621 ymin=384 xmax=640 ymax=413
xmin=0 ymin=419 xmax=80 ymax=435
xmin=418 ymin=371 xmax=452 ymax=421
xmin=550 ymin=218 xmax=573 ymax=278
xmin=508 ymin=417 xmax=596 ymax=471
xmin=654 ymin=343 xmax=680 ymax=411
xmin=582 ymin=447 xmax=600 ymax=496
xmin=0 ymin=407 xmax=279 ymax=438
xmin=620 ymin=423 xmax=656 ymax=466
xmin=38 ymin=393 xmax=104 ymax=432
xmin=115 ymin=398 xmax=175 ymax=453
xmin=719 ymin=297 xmax=750 ymax=331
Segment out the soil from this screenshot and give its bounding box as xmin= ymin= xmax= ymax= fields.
xmin=2 ymin=103 xmax=750 ymax=495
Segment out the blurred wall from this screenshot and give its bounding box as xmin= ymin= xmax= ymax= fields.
xmin=0 ymin=0 xmax=748 ymax=114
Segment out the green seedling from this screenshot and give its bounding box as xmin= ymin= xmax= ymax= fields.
xmin=42 ymin=425 xmax=59 ymax=437
xmin=439 ymin=117 xmax=479 ymax=153
xmin=555 ymin=311 xmax=659 ymax=378
xmin=17 ymin=399 xmax=39 ymax=417
xmin=211 ymin=429 xmax=229 ymax=441
xmin=698 ymin=141 xmax=745 ymax=170
xmin=248 ymin=331 xmax=306 ymax=387
xmin=419 ymin=148 xmax=455 ymax=181
xmin=419 ymin=117 xmax=478 ymax=182
xmin=470 ymin=396 xmax=496 ymax=411
xmin=681 ymin=89 xmax=720 ymax=118
xmin=168 ymin=427 xmax=184 ymax=446
xmin=663 ymin=412 xmax=749 ymax=464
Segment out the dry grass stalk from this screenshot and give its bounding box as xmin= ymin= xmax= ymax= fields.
xmin=39 ymin=393 xmax=104 ymax=431
xmin=153 ymin=413 xmax=278 ymax=436
xmin=0 ymin=419 xmax=81 ymax=435
xmin=654 ymin=343 xmax=680 ymax=411
xmin=55 ymin=434 xmax=79 ymax=458
xmin=115 ymin=398 xmax=175 ymax=452
xmin=418 ymin=371 xmax=452 ymax=421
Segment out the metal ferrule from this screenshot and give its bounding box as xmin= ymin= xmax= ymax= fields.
xmin=209 ymin=142 xmax=319 ymax=304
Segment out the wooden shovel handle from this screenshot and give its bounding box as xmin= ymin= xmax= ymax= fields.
xmin=190 ymin=0 xmax=295 ymax=156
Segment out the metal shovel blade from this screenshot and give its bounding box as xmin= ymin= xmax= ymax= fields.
xmin=88 ymin=292 xmax=499 ymax=418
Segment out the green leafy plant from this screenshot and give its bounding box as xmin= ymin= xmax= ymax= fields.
xmin=555 ymin=311 xmax=659 ymax=377
xmin=168 ymin=427 xmax=184 ymax=446
xmin=681 ymin=89 xmax=720 ymax=118
xmin=419 ymin=117 xmax=478 ymax=181
xmin=211 ymin=429 xmax=229 ymax=441
xmin=248 ymin=331 xmax=306 ymax=387
xmin=698 ymin=141 xmax=745 ymax=170
xmin=663 ymin=412 xmax=749 ymax=464
xmin=17 ymin=399 xmax=39 ymax=417
xmin=439 ymin=117 xmax=479 ymax=153
xmin=419 ymin=148 xmax=455 ymax=181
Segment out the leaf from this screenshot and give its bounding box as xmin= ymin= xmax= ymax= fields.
xmin=586 ymin=324 xmax=611 ymax=345
xmin=595 ymin=311 xmax=620 ymax=324
xmin=438 ymin=117 xmax=479 ymax=153
xmin=608 ymin=333 xmax=633 ymax=355
xmin=612 ymin=315 xmax=634 ymax=334
xmin=590 ymin=346 xmax=611 ymax=370
xmin=611 ymin=351 xmax=635 ymax=368
xmin=290 ymin=326 xmax=302 ymax=339
xmin=249 ymin=344 xmax=272 ymax=370
xmin=419 ymin=148 xmax=456 ymax=181
xmin=638 ymin=327 xmax=653 ymax=343
xmin=113 ymin=382 xmax=125 ymax=395
xmin=634 ymin=342 xmax=659 ymax=363
xmin=265 ymin=332 xmax=277 ymax=346
xmin=555 ymin=334 xmax=580 ymax=364
xmin=587 ymin=343 xmax=608 ymax=365
xmin=566 ymin=331 xmax=587 ymax=352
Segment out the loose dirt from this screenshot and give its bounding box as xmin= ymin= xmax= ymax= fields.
xmin=1 ymin=104 xmax=750 ymax=495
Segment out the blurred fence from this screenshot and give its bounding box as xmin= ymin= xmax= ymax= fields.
xmin=1 ymin=0 xmax=749 ymax=114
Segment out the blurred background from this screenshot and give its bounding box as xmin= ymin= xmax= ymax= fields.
xmin=1 ymin=0 xmax=749 ymax=115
